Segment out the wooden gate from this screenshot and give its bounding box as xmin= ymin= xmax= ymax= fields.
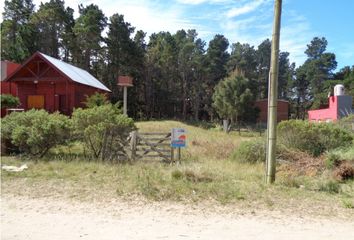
xmin=130 ymin=132 xmax=172 ymax=162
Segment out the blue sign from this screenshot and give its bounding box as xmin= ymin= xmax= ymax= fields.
xmin=171 ymin=128 xmax=186 ymax=148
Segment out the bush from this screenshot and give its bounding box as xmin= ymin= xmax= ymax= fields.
xmin=278 ymin=120 xmax=353 ymax=156
xmin=317 ymin=180 xmax=341 ymax=194
xmin=83 ymin=92 xmax=109 ymax=108
xmin=231 ymin=138 xmax=266 ymax=163
xmin=333 ymin=162 xmax=354 ymax=181
xmin=1 ymin=110 xmax=71 ymax=157
xmin=0 ymin=94 xmax=20 ymax=108
xmin=337 ymin=114 xmax=354 ymax=133
xmin=325 ymin=152 xmax=341 ymax=169
xmin=71 ymin=104 xmax=136 ymax=160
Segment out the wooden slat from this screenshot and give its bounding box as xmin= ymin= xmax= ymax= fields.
xmin=139 ymin=137 xmax=169 ymax=141
xmin=138 ymin=132 xmax=170 ymax=136
xmin=137 ymin=143 xmax=170 ymax=147
xmin=136 ymin=148 xmax=170 ymax=153
xmin=137 ymin=155 xmax=170 ymax=158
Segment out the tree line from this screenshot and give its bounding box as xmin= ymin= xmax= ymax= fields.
xmin=2 ymin=0 xmax=353 ymax=121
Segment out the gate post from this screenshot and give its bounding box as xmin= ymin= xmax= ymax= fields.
xmin=130 ymin=131 xmax=137 ymax=160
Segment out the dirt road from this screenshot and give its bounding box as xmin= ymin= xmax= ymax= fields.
xmin=1 ymin=195 xmax=354 ymax=240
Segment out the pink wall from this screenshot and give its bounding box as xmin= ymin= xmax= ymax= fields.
xmin=308 ymin=96 xmax=338 ymax=122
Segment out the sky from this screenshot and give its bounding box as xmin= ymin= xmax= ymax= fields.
xmin=1 ymin=0 xmax=353 ymax=70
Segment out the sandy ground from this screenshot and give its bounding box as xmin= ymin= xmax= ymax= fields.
xmin=1 ymin=195 xmax=354 ymax=240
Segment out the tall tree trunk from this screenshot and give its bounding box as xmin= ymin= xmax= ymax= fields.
xmin=182 ymin=71 xmax=187 ymax=120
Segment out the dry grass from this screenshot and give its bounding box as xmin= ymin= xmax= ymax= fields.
xmin=1 ymin=120 xmax=354 ymax=217
xmin=136 ymin=120 xmax=249 ymax=160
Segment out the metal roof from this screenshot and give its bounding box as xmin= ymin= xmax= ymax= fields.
xmin=39 ymin=52 xmax=111 ymax=92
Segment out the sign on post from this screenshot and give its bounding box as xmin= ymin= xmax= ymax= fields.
xmin=171 ymin=128 xmax=186 ymax=148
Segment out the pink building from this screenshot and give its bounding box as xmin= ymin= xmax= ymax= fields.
xmin=308 ymin=85 xmax=353 ymax=122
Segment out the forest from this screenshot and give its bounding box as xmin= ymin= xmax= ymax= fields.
xmin=2 ymin=0 xmax=354 ymax=121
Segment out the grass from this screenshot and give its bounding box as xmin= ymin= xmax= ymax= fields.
xmin=1 ymin=120 xmax=354 ymax=216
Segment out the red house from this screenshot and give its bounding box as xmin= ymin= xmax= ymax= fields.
xmin=255 ymin=99 xmax=289 ymax=123
xmin=1 ymin=61 xmax=21 ymax=96
xmin=308 ymin=85 xmax=353 ymax=122
xmin=2 ymin=52 xmax=111 ymax=115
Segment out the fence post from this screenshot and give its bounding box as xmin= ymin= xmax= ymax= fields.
xmin=130 ymin=131 xmax=137 ymax=160
xmin=171 ymin=147 xmax=174 ymax=162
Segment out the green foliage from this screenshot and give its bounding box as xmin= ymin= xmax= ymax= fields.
xmin=83 ymin=92 xmax=109 ymax=108
xmin=213 ymin=75 xmax=256 ymax=123
xmin=325 ymin=152 xmax=341 ymax=169
xmin=1 ymin=0 xmax=36 ymax=62
xmin=105 ymin=13 xmax=136 ymax=103
xmin=337 ymin=114 xmax=354 ymax=133
xmin=231 ymin=138 xmax=265 ymax=164
xmin=0 ymin=94 xmax=20 ymax=108
xmin=71 ymin=104 xmax=136 ymax=160
xmin=30 ymin=0 xmax=74 ymax=58
xmin=1 ymin=109 xmax=71 ymax=157
xmin=326 ymin=146 xmax=354 ymax=162
xmin=317 ymin=180 xmax=341 ymax=194
xmin=73 ymin=4 xmax=107 ymax=70
xmin=278 ymin=120 xmax=353 ymax=156
xmin=304 ymin=37 xmax=337 ymax=95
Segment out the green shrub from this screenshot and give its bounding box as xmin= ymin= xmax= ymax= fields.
xmin=325 ymin=152 xmax=341 ymax=169
xmin=171 ymin=170 xmax=184 ymax=180
xmin=326 ymin=146 xmax=354 ymax=161
xmin=171 ymin=169 xmax=213 ymax=182
xmin=337 ymin=114 xmax=354 ymax=133
xmin=317 ymin=180 xmax=341 ymax=194
xmin=83 ymin=92 xmax=109 ymax=108
xmin=71 ymin=104 xmax=136 ymax=160
xmin=231 ymin=138 xmax=266 ymax=163
xmin=0 ymin=94 xmax=20 ymax=108
xmin=278 ymin=120 xmax=353 ymax=156
xmin=1 ymin=110 xmax=71 ymax=157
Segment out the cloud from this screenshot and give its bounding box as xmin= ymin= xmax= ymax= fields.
xmin=29 ymin=0 xmax=203 ymax=37
xmin=226 ymin=0 xmax=266 ymax=18
xmin=177 ymin=0 xmax=232 ymax=5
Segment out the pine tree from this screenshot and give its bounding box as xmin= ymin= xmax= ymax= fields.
xmin=30 ymin=0 xmax=73 ymax=58
xmin=1 ymin=0 xmax=35 ymax=62
xmin=72 ymin=4 xmax=107 ymax=71
xmin=213 ymin=74 xmax=255 ymax=125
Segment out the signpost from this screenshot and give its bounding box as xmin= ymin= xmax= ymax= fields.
xmin=117 ymin=76 xmax=133 ymax=116
xmin=171 ymin=128 xmax=186 ymax=162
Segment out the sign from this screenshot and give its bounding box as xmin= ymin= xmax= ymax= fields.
xmin=171 ymin=128 xmax=186 ymax=148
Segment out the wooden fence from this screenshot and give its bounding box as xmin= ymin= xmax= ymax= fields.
xmin=130 ymin=131 xmax=173 ymax=162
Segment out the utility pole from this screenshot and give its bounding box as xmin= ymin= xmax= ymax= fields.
xmin=266 ymin=0 xmax=282 ymax=184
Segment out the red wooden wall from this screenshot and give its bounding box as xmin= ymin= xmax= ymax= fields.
xmin=255 ymin=99 xmax=289 ymax=123
xmin=2 ymin=54 xmax=109 ymax=116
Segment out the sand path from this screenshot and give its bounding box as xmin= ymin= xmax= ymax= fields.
xmin=1 ymin=195 xmax=354 ymax=240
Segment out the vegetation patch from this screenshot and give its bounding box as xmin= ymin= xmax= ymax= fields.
xmin=333 ymin=162 xmax=354 ymax=181
xmin=0 ymin=94 xmax=20 ymax=108
xmin=1 ymin=109 xmax=71 ymax=157
xmin=278 ymin=120 xmax=353 ymax=156
xmin=171 ymin=169 xmax=214 ymax=183
xmin=277 ymin=147 xmax=325 ymax=177
xmin=230 ymin=138 xmax=265 ymax=164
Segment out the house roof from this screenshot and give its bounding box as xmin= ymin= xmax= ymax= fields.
xmin=39 ymin=53 xmax=111 ymax=92
xmin=4 ymin=52 xmax=111 ymax=92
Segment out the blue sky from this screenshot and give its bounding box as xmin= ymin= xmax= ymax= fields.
xmin=2 ymin=0 xmax=353 ymax=70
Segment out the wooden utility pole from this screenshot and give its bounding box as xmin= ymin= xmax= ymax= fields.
xmin=266 ymin=0 xmax=282 ymax=184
